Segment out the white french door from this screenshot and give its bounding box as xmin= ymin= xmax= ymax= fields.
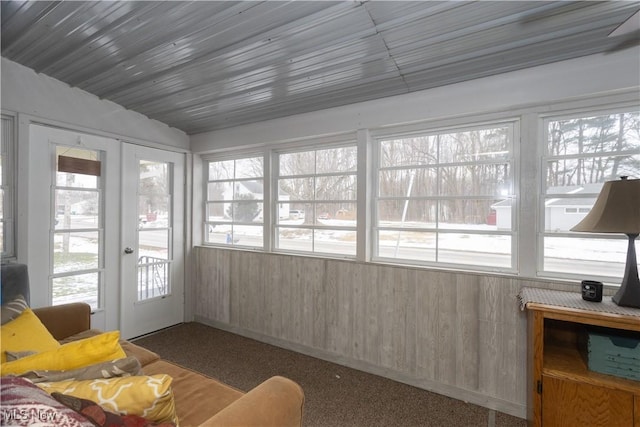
xmin=28 ymin=125 xmax=184 ymax=337
xmin=28 ymin=124 xmax=120 ymax=331
xmin=120 ymin=144 xmax=184 ymax=339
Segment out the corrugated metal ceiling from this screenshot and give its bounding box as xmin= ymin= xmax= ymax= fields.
xmin=2 ymin=1 xmax=639 ymax=135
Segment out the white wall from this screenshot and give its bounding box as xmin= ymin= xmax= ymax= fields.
xmin=1 ymin=57 xmax=189 ymax=150
xmin=191 ymin=48 xmax=640 ymax=152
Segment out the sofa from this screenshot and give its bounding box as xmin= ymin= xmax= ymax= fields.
xmin=1 ymin=263 xmax=305 ymax=427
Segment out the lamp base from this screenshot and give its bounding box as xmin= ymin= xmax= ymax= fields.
xmin=612 ymin=233 xmax=640 ymax=309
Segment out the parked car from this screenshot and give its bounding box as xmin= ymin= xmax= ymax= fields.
xmin=289 ymin=210 xmax=305 ymax=220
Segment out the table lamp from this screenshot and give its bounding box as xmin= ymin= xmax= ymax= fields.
xmin=570 ymin=176 xmax=640 ymax=308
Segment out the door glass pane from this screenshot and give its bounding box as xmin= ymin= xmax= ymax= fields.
xmin=139 ymin=196 xmax=170 ymax=229
xmin=52 ymin=272 xmax=99 ymax=310
xmin=137 ymin=257 xmax=170 ymax=301
xmin=139 ymin=161 xmax=170 ymax=229
xmin=137 ymin=160 xmax=171 ymax=301
xmin=52 ymin=145 xmax=102 ymax=309
xmin=55 ymin=190 xmax=99 ymax=229
xmin=139 ymin=229 xmax=169 ymax=260
xmin=56 ymin=147 xmax=99 ymax=189
xmin=53 ymin=231 xmax=99 ymax=274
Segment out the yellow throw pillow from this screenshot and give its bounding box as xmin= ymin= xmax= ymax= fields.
xmin=38 ymin=375 xmax=178 ymax=424
xmin=1 ymin=331 xmax=126 ymax=375
xmin=0 ymin=307 xmax=60 ymax=363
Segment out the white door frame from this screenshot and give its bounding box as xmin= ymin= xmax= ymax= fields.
xmin=120 ymin=143 xmax=185 ymax=339
xmin=26 ymin=124 xmax=121 ymax=331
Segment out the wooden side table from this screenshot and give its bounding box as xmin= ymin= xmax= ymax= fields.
xmin=521 ymin=288 xmax=640 ymax=426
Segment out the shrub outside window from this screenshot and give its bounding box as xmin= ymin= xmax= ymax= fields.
xmin=541 ymin=110 xmax=640 ymax=280
xmin=205 ymin=156 xmax=264 ymax=248
xmin=374 ymin=123 xmax=515 ymax=271
xmin=275 ymin=144 xmax=357 ymax=257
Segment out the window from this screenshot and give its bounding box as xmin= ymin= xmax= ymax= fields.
xmin=541 ymin=110 xmax=640 ymax=280
xmin=275 ymin=144 xmax=357 ymax=256
xmin=374 ymin=123 xmax=515 ymax=270
xmin=53 ymin=146 xmax=103 ymax=309
xmin=205 ymin=155 xmax=264 ymax=248
xmin=137 ymin=160 xmax=172 ymax=300
xmin=1 ymin=114 xmax=16 ymax=259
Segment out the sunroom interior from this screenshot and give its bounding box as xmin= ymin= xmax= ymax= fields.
xmin=1 ymin=1 xmax=640 ymax=422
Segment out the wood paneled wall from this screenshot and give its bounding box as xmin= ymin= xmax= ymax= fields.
xmin=192 ymin=246 xmax=535 ymax=418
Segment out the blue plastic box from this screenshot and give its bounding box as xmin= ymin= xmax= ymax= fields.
xmin=587 ymin=329 xmax=640 ymax=381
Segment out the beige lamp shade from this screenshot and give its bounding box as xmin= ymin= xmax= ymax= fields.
xmin=570 ymin=177 xmax=640 ymax=234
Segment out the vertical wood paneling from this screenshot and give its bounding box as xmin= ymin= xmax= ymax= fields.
xmin=348 ymin=262 xmax=366 ymax=361
xmin=506 ymin=279 xmax=528 ymax=405
xmin=193 ymin=248 xmax=231 ymax=322
xmin=310 ymin=259 xmax=328 ymax=349
xmin=265 ymin=254 xmax=285 ymax=338
xmin=324 ymin=260 xmax=341 ymax=354
xmin=478 ymin=275 xmax=503 ymax=397
xmin=392 ymin=267 xmax=417 ymax=374
xmin=281 ymin=256 xmax=298 ymax=342
xmin=377 ymin=266 xmax=396 ymax=369
xmin=192 ymin=247 xmax=535 ymax=416
xmin=228 ymin=251 xmax=241 ymax=325
xmin=333 ymin=261 xmax=355 ymax=357
xmin=233 ymin=251 xmax=266 ymax=332
xmin=455 ymin=274 xmax=480 ymax=390
xmin=415 ymin=270 xmax=442 ymax=380
xmin=435 ymin=271 xmax=457 ymax=384
xmin=292 ymin=256 xmax=325 ymax=347
xmin=363 ymin=264 xmax=381 ymax=366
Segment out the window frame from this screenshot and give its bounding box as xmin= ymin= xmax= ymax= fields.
xmin=197 ymin=93 xmax=639 ymax=287
xmin=50 ymin=144 xmax=106 ymax=310
xmin=370 ymin=119 xmax=518 ymax=273
xmin=1 ymin=113 xmax=17 ymax=260
xmin=202 ymin=151 xmax=267 ymax=250
xmin=537 ymin=106 xmax=640 ymax=282
xmin=272 ymin=139 xmax=358 ymax=258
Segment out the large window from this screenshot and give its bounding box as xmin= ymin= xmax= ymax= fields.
xmin=205 ymin=155 xmax=264 ymax=248
xmin=275 ymin=144 xmax=357 ymax=256
xmin=200 ymin=98 xmax=640 ymax=285
xmin=541 ymin=110 xmax=640 ymax=280
xmin=374 ymin=123 xmax=515 ymax=270
xmin=1 ymin=114 xmax=15 ymax=259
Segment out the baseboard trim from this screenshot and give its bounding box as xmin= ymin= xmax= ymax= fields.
xmin=194 ymin=316 xmax=527 ymax=420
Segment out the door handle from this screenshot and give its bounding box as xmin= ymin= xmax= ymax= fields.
xmin=124 ymin=247 xmax=134 ymax=254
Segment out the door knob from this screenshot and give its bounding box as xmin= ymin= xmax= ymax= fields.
xmin=124 ymin=247 xmax=134 ymax=254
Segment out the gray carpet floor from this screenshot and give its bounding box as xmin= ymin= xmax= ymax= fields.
xmin=133 ymin=322 xmax=526 ymax=427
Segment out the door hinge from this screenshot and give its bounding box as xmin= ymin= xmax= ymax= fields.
xmin=537 ymin=380 xmax=542 ymax=394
